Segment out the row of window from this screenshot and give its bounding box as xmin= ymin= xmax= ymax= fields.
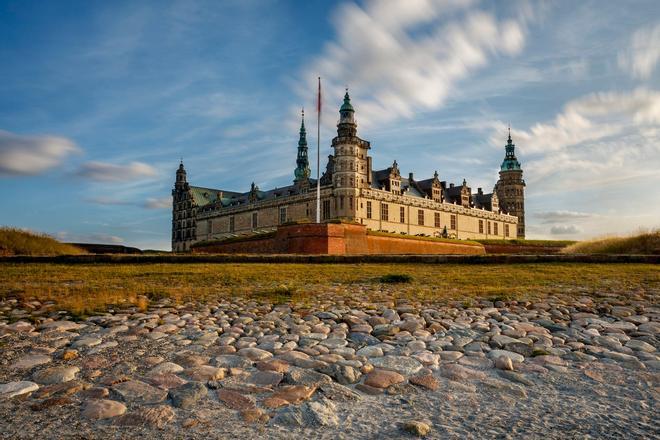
xmin=173 ymin=230 xmax=195 ymax=241
xmin=478 ymin=219 xmax=507 ymax=236
xmin=205 ymin=206 xmax=291 ymax=234
xmin=366 ymin=202 xmax=456 ymax=229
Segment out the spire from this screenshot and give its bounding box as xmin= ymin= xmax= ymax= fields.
xmin=500 ymin=127 xmax=522 ymax=171
xmin=294 ymin=108 xmax=311 ymax=182
xmin=340 ymin=88 xmax=354 ymax=113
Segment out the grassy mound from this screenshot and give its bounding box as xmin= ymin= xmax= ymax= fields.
xmin=562 ymin=230 xmax=660 ymax=255
xmin=0 ymin=227 xmax=86 ymax=256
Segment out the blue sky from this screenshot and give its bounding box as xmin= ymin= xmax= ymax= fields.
xmin=1 ymin=0 xmax=659 ymax=250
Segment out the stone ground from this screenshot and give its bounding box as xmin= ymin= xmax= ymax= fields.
xmin=1 ymin=287 xmax=658 ymax=439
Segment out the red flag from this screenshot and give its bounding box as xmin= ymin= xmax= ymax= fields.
xmin=317 ymin=77 xmax=321 ymax=116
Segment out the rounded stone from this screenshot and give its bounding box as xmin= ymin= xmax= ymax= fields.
xmin=81 ymin=399 xmax=127 ymax=420
xmin=33 ymin=366 xmax=80 ymax=385
xmin=363 ymin=369 xmax=405 ymax=388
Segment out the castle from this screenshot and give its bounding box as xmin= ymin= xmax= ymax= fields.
xmin=172 ymin=91 xmax=525 ymax=252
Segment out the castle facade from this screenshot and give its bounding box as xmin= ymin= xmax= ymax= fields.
xmin=172 ymin=92 xmax=525 ymax=252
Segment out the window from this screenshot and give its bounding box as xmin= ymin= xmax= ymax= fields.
xmin=349 ymin=197 xmax=353 ymax=210
xmin=400 ymin=206 xmax=405 ymax=223
xmin=229 ymin=216 xmax=235 ymax=233
xmin=494 ymin=222 xmax=498 ymax=235
xmin=479 ymin=219 xmax=484 ymax=234
xmin=306 ymin=204 xmax=310 ymax=217
xmin=366 ymin=201 xmax=372 ymax=219
xmin=279 ymin=207 xmax=287 ymax=224
xmin=450 ymin=215 xmax=456 ymax=230
xmin=505 ymin=224 xmax=510 ymax=237
xmin=208 ymin=220 xmax=212 ymax=235
xmin=252 ymin=212 xmax=258 ymax=229
xmin=487 ymin=221 xmax=491 ymax=235
xmin=434 ymin=212 xmax=440 ymax=228
xmin=381 ymin=203 xmax=389 ymax=221
xmin=340 ymin=196 xmax=344 ymax=210
xmin=418 ymin=209 xmax=424 ymax=226
xmin=322 ymin=200 xmax=331 ymax=220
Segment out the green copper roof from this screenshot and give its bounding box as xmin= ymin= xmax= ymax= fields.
xmin=340 ymin=91 xmax=354 ymax=112
xmin=500 ymin=132 xmax=522 ymax=171
xmin=189 ymin=186 xmax=223 ymax=207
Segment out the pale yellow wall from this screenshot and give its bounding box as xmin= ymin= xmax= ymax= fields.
xmin=355 ymin=194 xmax=515 ymax=240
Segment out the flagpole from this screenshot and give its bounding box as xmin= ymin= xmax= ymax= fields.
xmin=316 ymin=77 xmax=321 ymax=223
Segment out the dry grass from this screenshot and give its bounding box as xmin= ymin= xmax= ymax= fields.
xmin=0 ymin=262 xmax=658 ymax=317
xmin=0 ymin=227 xmax=85 ymax=256
xmin=562 ymin=230 xmax=660 ymax=255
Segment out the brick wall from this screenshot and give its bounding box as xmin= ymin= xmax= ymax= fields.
xmin=192 ymin=223 xmax=485 ymax=255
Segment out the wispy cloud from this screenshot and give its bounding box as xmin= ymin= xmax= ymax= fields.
xmin=85 ymin=195 xmax=171 ymax=210
xmin=297 ymin=0 xmax=532 ymax=129
xmin=75 ymin=161 xmax=158 ymax=182
xmin=535 ymin=210 xmax=596 ymax=224
xmin=550 ymin=225 xmax=581 ymax=235
xmin=618 ymin=22 xmax=660 ymax=80
xmin=487 ymin=88 xmax=660 ymax=191
xmin=0 ymin=129 xmax=80 ymax=176
xmin=144 ymin=197 xmax=171 ymax=209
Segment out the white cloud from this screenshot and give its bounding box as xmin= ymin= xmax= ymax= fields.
xmin=550 ymin=225 xmax=581 ymax=235
xmin=297 ymin=0 xmax=529 ymax=129
xmin=144 ymin=197 xmax=171 ymax=209
xmin=487 ymin=88 xmax=660 ymax=190
xmin=618 ymin=22 xmax=660 ymax=80
xmin=76 ymin=161 xmax=157 ymax=182
xmin=0 ymin=129 xmax=80 ymax=176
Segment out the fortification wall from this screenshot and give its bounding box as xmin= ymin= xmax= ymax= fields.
xmin=191 ymin=223 xmax=485 ymax=255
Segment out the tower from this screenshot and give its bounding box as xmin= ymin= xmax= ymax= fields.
xmin=331 ymin=90 xmax=371 ymax=219
xmin=172 ymin=161 xmax=191 ymax=251
xmin=294 ymin=109 xmax=311 ymax=186
xmin=496 ymin=129 xmax=525 ymax=238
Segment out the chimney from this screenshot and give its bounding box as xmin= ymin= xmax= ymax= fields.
xmin=450 ymin=183 xmax=454 ymax=188
xmin=408 ymin=172 xmax=414 ymax=182
xmin=478 ymin=187 xmax=483 ymax=195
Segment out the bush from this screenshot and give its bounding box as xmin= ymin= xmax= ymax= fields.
xmin=380 ymin=273 xmax=413 ymax=283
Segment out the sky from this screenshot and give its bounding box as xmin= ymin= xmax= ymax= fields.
xmin=1 ymin=0 xmax=659 ymax=250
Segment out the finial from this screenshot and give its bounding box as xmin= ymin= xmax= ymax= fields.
xmin=507 ymin=124 xmax=512 ymax=141
xmin=302 ymin=107 xmax=304 ymax=118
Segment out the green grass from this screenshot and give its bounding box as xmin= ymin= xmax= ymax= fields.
xmin=0 ymin=227 xmax=85 ymax=256
xmin=476 ymin=239 xmax=576 ymax=247
xmin=0 ymin=262 xmax=657 ymax=317
xmin=562 ymin=230 xmax=660 ymax=255
xmin=191 ymin=231 xmax=277 ymax=248
xmin=366 ymin=230 xmax=482 ymax=246
xmin=380 ymin=273 xmax=413 ymax=283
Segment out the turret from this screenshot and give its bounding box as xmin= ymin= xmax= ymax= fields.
xmin=175 ymin=161 xmax=187 ymax=190
xmin=496 ymin=128 xmax=526 ymax=238
xmin=337 ymin=89 xmax=357 ymax=138
xmin=294 ymin=109 xmax=311 ymax=184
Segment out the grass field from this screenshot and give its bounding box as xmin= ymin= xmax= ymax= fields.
xmin=0 ymin=262 xmax=658 ymax=318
